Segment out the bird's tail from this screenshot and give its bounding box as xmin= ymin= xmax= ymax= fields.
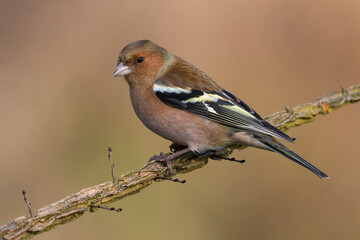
xmin=261 ymin=139 xmax=329 ymax=179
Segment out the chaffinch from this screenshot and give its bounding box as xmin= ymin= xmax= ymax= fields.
xmin=113 ymin=40 xmax=328 ymax=179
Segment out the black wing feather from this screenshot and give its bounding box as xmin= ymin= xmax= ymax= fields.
xmin=154 ymin=81 xmax=294 ymax=143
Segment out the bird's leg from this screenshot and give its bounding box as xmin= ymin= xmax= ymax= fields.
xmin=149 ymin=147 xmax=192 ymax=175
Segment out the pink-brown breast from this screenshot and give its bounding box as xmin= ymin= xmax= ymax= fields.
xmin=129 ymin=84 xmax=236 ymax=153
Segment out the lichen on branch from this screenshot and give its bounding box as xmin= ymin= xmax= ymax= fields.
xmin=1 ymin=85 xmax=359 ymax=240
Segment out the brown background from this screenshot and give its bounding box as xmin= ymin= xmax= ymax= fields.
xmin=1 ymin=0 xmax=360 ymax=239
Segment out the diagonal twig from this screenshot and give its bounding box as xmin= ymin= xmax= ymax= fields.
xmin=21 ymin=190 xmax=33 ymax=218
xmin=0 ymin=85 xmax=359 ymax=240
xmin=107 ymin=147 xmax=116 ymax=184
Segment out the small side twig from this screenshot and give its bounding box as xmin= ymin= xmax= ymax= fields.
xmin=21 ymin=190 xmax=33 ymax=218
xmin=108 ymin=147 xmax=116 ymax=183
xmin=222 ymin=157 xmax=246 ymax=163
xmin=210 ymin=155 xmax=246 ymax=163
xmin=89 ymin=205 xmax=122 ymax=213
xmin=285 ymin=106 xmax=291 ymax=113
xmin=155 ymin=176 xmax=186 ymax=184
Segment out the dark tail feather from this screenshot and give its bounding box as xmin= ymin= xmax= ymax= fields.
xmin=262 ymin=140 xmax=329 ymax=179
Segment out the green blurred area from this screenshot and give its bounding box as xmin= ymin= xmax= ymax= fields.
xmin=1 ymin=0 xmax=360 ymax=239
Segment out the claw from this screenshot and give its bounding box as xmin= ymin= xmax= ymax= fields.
xmin=148 ymin=148 xmax=192 ymax=175
xmin=149 ymin=152 xmax=174 ymax=174
xmin=149 ymin=152 xmax=165 ymax=162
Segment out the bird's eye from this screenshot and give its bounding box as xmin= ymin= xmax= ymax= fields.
xmin=136 ymin=57 xmax=144 ymax=64
xmin=117 ymin=57 xmax=122 ymax=64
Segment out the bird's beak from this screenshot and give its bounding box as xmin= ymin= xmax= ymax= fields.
xmin=113 ymin=62 xmax=133 ymax=77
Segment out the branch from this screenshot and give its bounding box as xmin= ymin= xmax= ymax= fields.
xmin=1 ymin=85 xmax=359 ymax=240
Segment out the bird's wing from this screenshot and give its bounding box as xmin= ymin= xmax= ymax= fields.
xmin=153 ymin=60 xmax=294 ymax=143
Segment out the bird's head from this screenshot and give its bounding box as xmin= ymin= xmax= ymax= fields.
xmin=114 ymin=40 xmax=176 ymax=86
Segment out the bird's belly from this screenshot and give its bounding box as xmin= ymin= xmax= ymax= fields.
xmin=130 ymin=92 xmax=234 ymax=153
xmin=141 ymin=112 xmax=233 ymax=152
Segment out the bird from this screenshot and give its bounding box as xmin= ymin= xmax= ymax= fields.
xmin=113 ymin=40 xmax=329 ymax=179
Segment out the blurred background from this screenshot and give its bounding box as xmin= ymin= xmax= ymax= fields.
xmin=1 ymin=0 xmax=360 ymax=239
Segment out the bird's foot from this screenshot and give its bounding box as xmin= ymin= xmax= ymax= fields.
xmin=149 ymin=147 xmax=192 ymax=178
xmin=149 ymin=152 xmax=174 ymax=175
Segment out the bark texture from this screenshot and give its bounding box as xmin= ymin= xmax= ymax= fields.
xmin=1 ymin=85 xmax=359 ymax=240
